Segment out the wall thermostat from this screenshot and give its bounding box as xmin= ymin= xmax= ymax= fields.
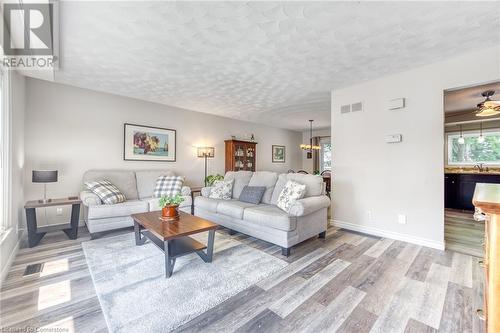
xmin=385 ymin=134 xmax=402 ymax=143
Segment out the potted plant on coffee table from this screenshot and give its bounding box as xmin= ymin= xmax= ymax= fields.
xmin=158 ymin=194 xmax=184 ymax=221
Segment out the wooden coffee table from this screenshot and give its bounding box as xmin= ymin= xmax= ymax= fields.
xmin=131 ymin=211 xmax=218 ymax=278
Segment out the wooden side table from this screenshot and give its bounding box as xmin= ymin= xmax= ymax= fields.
xmin=190 ymin=186 xmax=203 ymax=214
xmin=24 ymin=197 xmax=82 ymax=247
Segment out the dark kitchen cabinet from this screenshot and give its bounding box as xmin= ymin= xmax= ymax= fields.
xmin=445 ymin=173 xmax=500 ymax=211
xmin=444 ymin=174 xmax=458 ymax=209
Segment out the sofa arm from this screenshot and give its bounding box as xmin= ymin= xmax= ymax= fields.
xmin=288 ymin=195 xmax=331 ymax=217
xmin=181 ymin=186 xmax=191 ymax=196
xmin=80 ymin=190 xmax=102 ymax=207
xmin=201 ymin=186 xmax=212 ymax=197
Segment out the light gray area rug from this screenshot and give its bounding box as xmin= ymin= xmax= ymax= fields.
xmin=82 ymin=232 xmax=287 ymax=332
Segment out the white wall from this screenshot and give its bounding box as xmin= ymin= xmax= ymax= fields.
xmin=24 ymin=79 xmax=302 ymax=224
xmin=1 ymin=71 xmax=25 ymax=284
xmin=301 ymin=128 xmax=331 ymax=173
xmin=332 ymin=47 xmax=500 ymax=249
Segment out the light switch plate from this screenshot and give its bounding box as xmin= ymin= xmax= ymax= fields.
xmin=385 ymin=134 xmax=402 ymax=143
xmin=389 ymin=98 xmax=405 ymax=110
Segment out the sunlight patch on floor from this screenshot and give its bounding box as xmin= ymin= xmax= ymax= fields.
xmin=40 ymin=258 xmax=69 ymax=277
xmin=38 ymin=280 xmax=71 ymax=311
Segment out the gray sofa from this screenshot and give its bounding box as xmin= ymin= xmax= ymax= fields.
xmin=194 ymin=171 xmax=330 ymax=256
xmin=80 ymin=169 xmax=191 ymax=235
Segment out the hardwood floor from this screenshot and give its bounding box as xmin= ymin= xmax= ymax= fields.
xmin=1 ymin=225 xmax=485 ymax=333
xmin=445 ymin=209 xmax=485 ymax=258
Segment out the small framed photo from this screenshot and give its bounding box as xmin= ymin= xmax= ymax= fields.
xmin=272 ymin=145 xmax=286 ymax=163
xmin=124 ymin=123 xmax=176 ymax=162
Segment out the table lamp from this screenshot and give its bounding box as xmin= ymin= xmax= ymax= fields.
xmin=32 ymin=170 xmax=58 ymax=203
xmin=197 ymin=147 xmax=214 ymax=186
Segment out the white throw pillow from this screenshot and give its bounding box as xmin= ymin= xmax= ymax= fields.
xmin=277 ymin=180 xmax=306 ymax=213
xmin=153 ymin=175 xmax=184 ymax=198
xmin=209 ymin=179 xmax=234 ymax=200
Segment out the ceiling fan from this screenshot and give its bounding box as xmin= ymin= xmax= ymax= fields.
xmin=476 ymin=90 xmax=500 ymax=117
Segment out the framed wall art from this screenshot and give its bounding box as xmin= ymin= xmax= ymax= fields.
xmin=124 ymin=123 xmax=176 ymax=162
xmin=272 ymin=145 xmax=285 ymax=163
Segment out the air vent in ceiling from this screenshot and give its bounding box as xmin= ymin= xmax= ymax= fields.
xmin=340 ymin=104 xmax=351 ymax=114
xmin=351 ymin=102 xmax=363 ymax=112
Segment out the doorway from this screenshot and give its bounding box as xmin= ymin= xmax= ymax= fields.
xmin=443 ymin=81 xmax=500 ymax=257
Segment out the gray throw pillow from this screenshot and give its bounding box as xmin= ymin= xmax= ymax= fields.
xmin=239 ymin=186 xmax=266 ymax=204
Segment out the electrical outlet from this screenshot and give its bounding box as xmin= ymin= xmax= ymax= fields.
xmin=367 ymin=210 xmax=372 ymax=221
xmin=56 ymin=208 xmax=63 ymax=216
xmin=397 ymin=214 xmax=407 ymax=225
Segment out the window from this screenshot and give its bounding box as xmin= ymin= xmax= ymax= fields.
xmin=447 ymin=130 xmax=500 ymax=165
xmin=320 ymin=137 xmax=331 ymax=172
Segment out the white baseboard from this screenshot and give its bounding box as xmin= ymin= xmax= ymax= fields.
xmin=0 ymin=229 xmax=22 ymax=285
xmin=331 ymin=219 xmax=445 ymax=250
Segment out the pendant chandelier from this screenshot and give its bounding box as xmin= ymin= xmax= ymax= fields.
xmin=300 ymin=120 xmax=320 ymax=159
xmin=478 ymin=122 xmax=485 ymax=143
xmin=458 ymin=124 xmax=465 ymax=144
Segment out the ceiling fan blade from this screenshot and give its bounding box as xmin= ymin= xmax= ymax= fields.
xmin=484 ymin=100 xmax=500 ymax=108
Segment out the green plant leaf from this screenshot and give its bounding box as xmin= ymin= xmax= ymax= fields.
xmin=158 ymin=193 xmax=185 ymax=208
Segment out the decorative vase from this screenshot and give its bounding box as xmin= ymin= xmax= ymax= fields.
xmin=161 ymin=204 xmax=179 ymax=221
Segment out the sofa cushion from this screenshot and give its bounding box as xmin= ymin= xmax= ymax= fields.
xmin=271 ymin=174 xmax=288 ymax=205
xmin=286 ymin=173 xmax=324 ymax=197
xmin=217 ymin=200 xmax=257 ymax=219
xmin=224 ymin=171 xmax=253 ymax=199
xmin=87 ymin=200 xmax=148 ymax=219
xmin=144 ymin=196 xmax=192 ymax=211
xmin=209 ymin=179 xmax=234 ymax=200
xmin=277 ymin=180 xmax=307 ymax=213
xmin=243 ymin=205 xmax=296 ymax=232
xmin=85 ymin=180 xmax=127 ymax=205
xmin=239 ymin=186 xmax=266 ymax=204
xmin=135 ymin=170 xmax=175 ymax=199
xmin=153 ymin=175 xmax=184 ymax=198
xmin=248 ymin=171 xmax=278 ymax=204
xmin=83 ymin=170 xmax=138 ymax=200
xmin=271 ymin=173 xmax=324 ymax=204
xmin=194 ymin=196 xmax=222 ymax=213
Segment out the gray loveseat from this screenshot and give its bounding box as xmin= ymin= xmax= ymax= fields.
xmin=80 ymin=169 xmax=191 ymax=236
xmin=194 ymin=171 xmax=330 ymax=256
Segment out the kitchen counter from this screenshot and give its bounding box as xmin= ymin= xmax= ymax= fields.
xmin=474 ymin=183 xmax=500 ymax=214
xmin=445 ymin=167 xmax=500 ymax=175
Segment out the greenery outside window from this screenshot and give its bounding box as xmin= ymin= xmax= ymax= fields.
xmin=447 ymin=129 xmax=500 ymax=166
xmin=320 ymin=138 xmax=331 ymax=172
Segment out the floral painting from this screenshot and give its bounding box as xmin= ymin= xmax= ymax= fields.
xmin=124 ymin=124 xmax=176 ymax=161
xmin=133 ymin=131 xmax=168 ymax=156
xmin=272 ymin=145 xmax=285 ymax=163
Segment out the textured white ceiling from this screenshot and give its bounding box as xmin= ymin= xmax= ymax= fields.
xmin=51 ymin=1 xmax=500 ymax=131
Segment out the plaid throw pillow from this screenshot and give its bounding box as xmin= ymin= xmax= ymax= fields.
xmin=154 ymin=175 xmax=184 ymax=198
xmin=85 ymin=180 xmax=126 ymax=205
